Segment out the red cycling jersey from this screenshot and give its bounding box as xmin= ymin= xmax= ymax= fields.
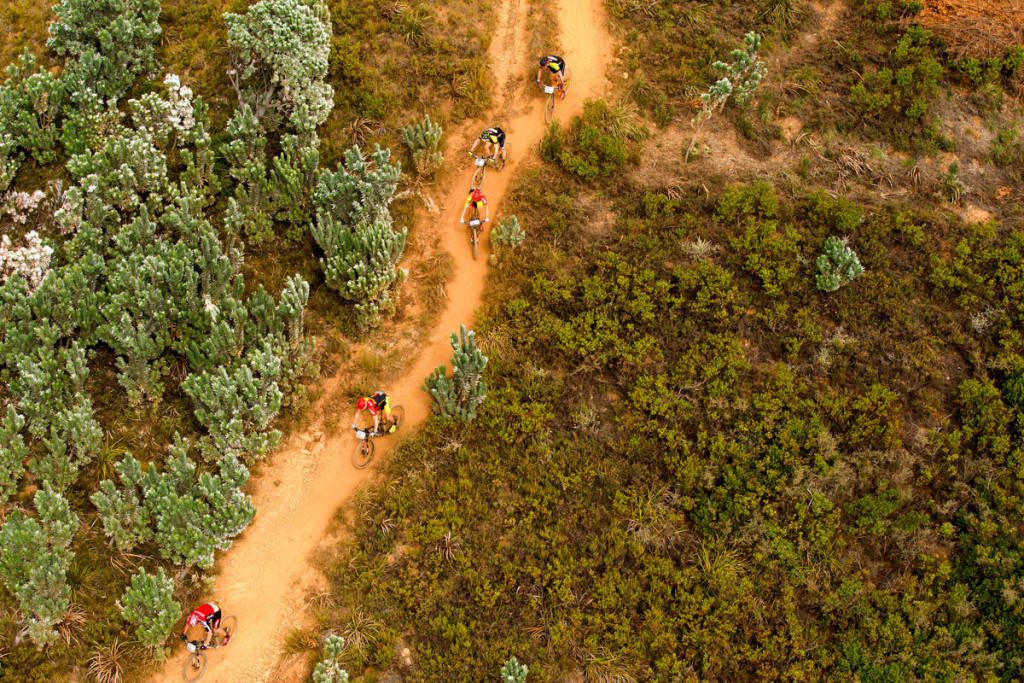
xmin=186 ymin=603 xmax=220 ymax=631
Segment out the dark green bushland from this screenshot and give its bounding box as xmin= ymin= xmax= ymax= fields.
xmin=315 ymin=126 xmax=1024 ymax=678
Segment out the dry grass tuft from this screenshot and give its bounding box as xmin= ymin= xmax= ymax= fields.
xmin=87 ymin=638 xmax=132 ymax=683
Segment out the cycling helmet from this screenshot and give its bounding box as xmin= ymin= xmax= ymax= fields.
xmin=539 ymin=56 xmax=551 ymax=67
xmin=357 ymin=397 xmax=369 ymax=410
xmin=480 ymin=130 xmax=492 ymax=141
xmin=471 ymin=188 xmax=484 ymax=202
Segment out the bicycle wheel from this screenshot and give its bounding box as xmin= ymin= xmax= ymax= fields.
xmin=562 ymin=66 xmax=573 ymax=96
xmin=469 ymin=207 xmax=480 ymax=259
xmin=471 ymin=224 xmax=478 ymax=259
xmin=389 ymin=405 xmax=405 ymax=431
xmin=353 ymin=438 xmax=375 ymax=469
xmin=544 ymin=94 xmax=555 ymax=123
xmin=182 ymin=652 xmax=208 ymax=682
xmin=472 ymin=164 xmax=485 ymax=186
xmin=216 ymin=615 xmax=238 ymax=647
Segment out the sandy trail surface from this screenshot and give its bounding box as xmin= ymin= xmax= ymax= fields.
xmin=151 ymin=0 xmax=612 ymax=679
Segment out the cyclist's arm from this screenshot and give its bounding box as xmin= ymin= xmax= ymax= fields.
xmin=482 ymin=203 xmax=489 ymax=221
xmin=459 ymin=204 xmax=469 ymax=223
xmin=352 ymin=409 xmax=360 ymax=429
xmin=469 ymin=139 xmax=480 ymax=155
xmin=536 ymin=67 xmax=544 ymax=83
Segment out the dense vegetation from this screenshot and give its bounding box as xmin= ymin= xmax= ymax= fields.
xmin=310 ymin=2 xmax=1024 ymax=682
xmin=0 ymin=0 xmax=491 ymax=678
xmin=1 ymin=0 xmax=1022 ymax=679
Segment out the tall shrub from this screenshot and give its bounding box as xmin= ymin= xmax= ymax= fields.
xmin=401 ymin=114 xmax=443 ymax=177
xmin=312 ymin=635 xmax=350 ymax=683
xmin=224 ymin=0 xmax=334 ymax=129
xmin=311 ymin=145 xmax=407 ymax=326
xmin=48 ymin=0 xmax=162 ymax=100
xmin=686 ymin=32 xmax=767 ymax=161
xmin=120 ymin=567 xmax=180 ymax=648
xmin=0 ymin=486 xmax=79 ymax=647
xmin=423 ymin=324 xmax=489 ymax=422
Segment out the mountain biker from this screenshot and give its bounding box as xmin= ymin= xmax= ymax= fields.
xmin=537 ymin=55 xmax=567 ymax=99
xmin=469 ymin=127 xmax=507 ymax=164
xmin=180 ymin=603 xmax=228 ymax=651
xmin=352 ymin=391 xmax=392 ymax=435
xmin=460 ymin=188 xmax=490 ymax=226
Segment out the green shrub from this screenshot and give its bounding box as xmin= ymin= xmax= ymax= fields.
xmin=48 ymin=0 xmax=162 ymax=101
xmin=547 ymin=100 xmax=643 ymax=181
xmin=815 ymin=236 xmax=864 ymax=292
xmin=991 ymin=126 xmax=1023 ymax=167
xmin=401 ymin=114 xmax=443 ymax=177
xmin=491 ymin=215 xmax=526 ymax=254
xmin=849 ymin=27 xmax=943 ymax=123
xmin=120 ymin=567 xmax=179 ymax=648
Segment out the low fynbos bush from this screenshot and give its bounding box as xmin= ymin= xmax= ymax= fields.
xmin=815 ymin=236 xmax=864 ymax=292
xmin=491 ymin=215 xmax=525 ymax=253
xmin=849 ymin=27 xmax=943 ymax=122
xmin=401 ymin=114 xmax=443 ymax=177
xmin=543 ymin=99 xmax=644 ymax=181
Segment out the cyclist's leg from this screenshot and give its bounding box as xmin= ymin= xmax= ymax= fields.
xmin=383 ymin=396 xmax=396 ymax=432
xmin=204 ymin=614 xmax=224 ymax=642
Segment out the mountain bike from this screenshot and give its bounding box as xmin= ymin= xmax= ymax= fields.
xmin=470 ymin=152 xmax=505 ymax=186
xmin=460 ymin=208 xmax=488 ymax=260
xmin=352 ymin=404 xmax=405 ymax=468
xmin=539 ymin=67 xmax=572 ymax=123
xmin=182 ymin=615 xmax=238 ymax=682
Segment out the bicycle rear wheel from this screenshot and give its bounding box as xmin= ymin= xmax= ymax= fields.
xmin=469 ymin=207 xmax=480 ymax=259
xmin=353 ymin=438 xmax=375 ymax=469
xmin=216 ymin=615 xmax=238 ymax=647
xmin=182 ymin=652 xmax=208 ymax=682
xmin=472 ymin=164 xmax=485 ymax=186
xmin=544 ymin=94 xmax=555 ymax=123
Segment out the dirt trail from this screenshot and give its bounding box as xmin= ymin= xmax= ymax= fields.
xmin=150 ymin=0 xmax=612 ymax=680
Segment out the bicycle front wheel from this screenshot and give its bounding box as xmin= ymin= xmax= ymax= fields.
xmin=562 ymin=66 xmax=572 ymax=95
xmin=353 ymin=438 xmax=375 ymax=469
xmin=182 ymin=652 xmax=208 ymax=682
xmin=544 ymin=94 xmax=555 ymax=123
xmin=216 ymin=615 xmax=238 ymax=647
xmin=389 ymin=405 xmax=405 ymax=431
xmin=471 ymin=225 xmax=479 ymax=259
